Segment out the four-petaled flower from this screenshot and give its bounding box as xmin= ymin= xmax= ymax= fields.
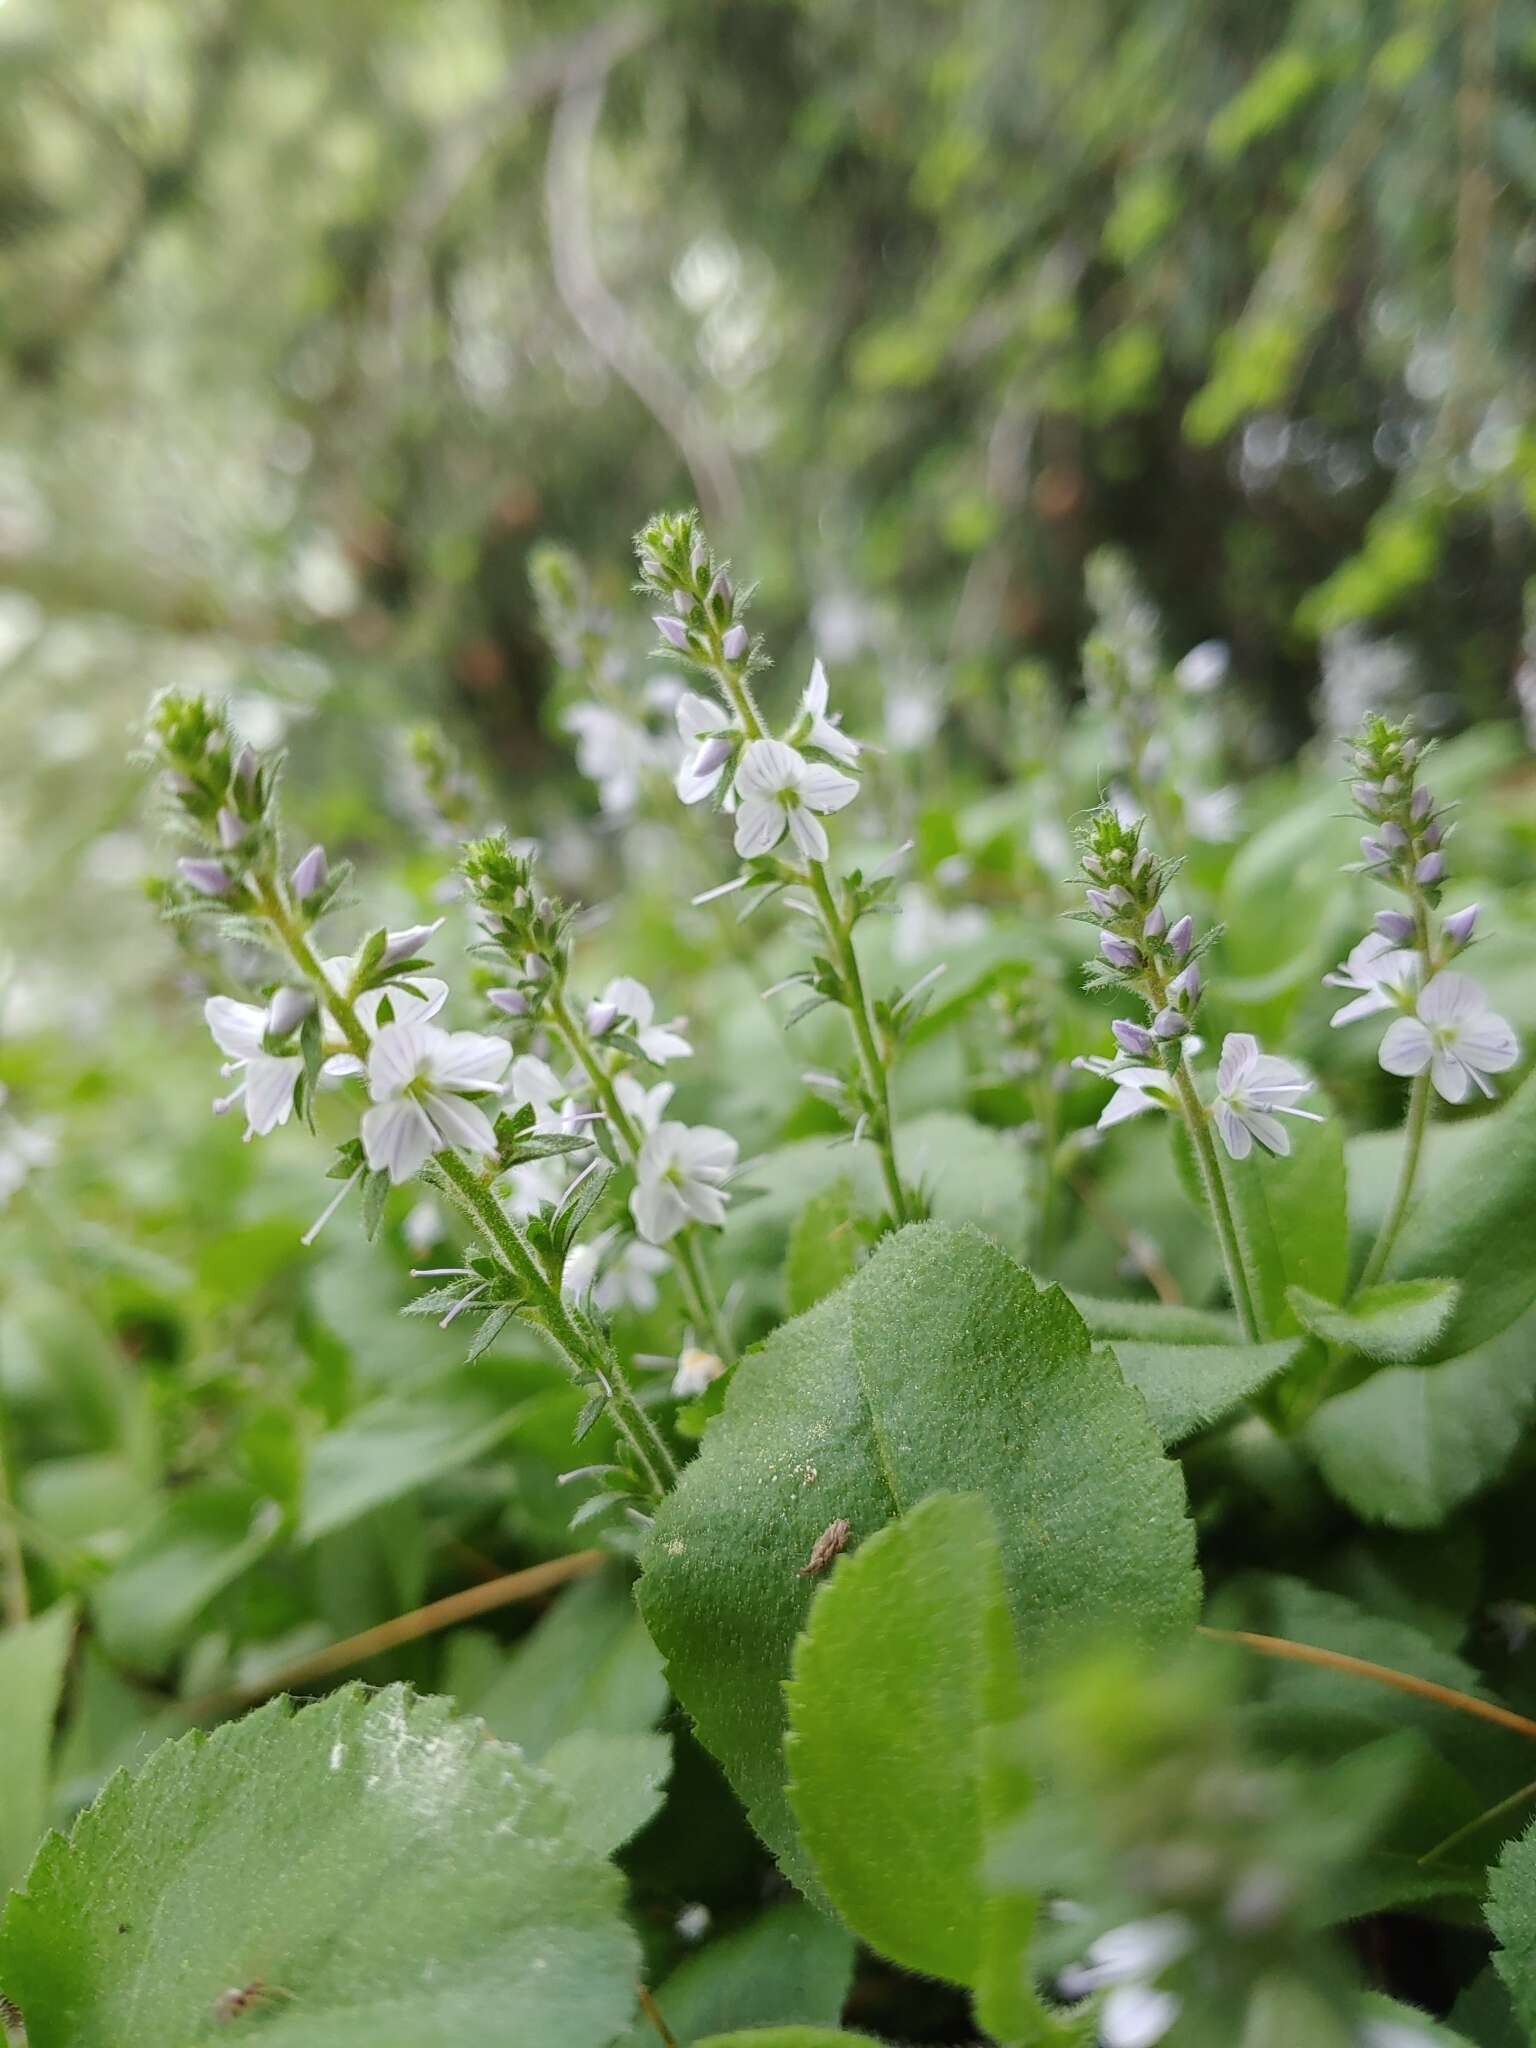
xmin=562 ymin=1230 xmax=671 ymax=1313
xmin=732 ymin=739 xmax=858 ymax=863
xmin=1057 ymin=1915 xmax=1190 ymax=2048
xmin=204 ymin=997 xmax=304 ymax=1139
xmin=564 ymin=702 xmax=651 ymax=815
xmin=602 ymin=976 xmax=692 ymax=1063
xmin=796 ymin=659 xmax=860 ymax=765
xmin=360 ymin=1021 xmax=511 ymax=1182
xmin=631 ymin=1120 xmax=739 ymax=1243
xmin=510 ymin=1052 xmax=579 ymax=1133
xmin=1078 ymin=1058 xmax=1181 ymax=1130
xmin=1378 ymin=972 xmax=1518 ymax=1103
xmin=1212 ymin=1034 xmax=1321 ymax=1160
xmin=1323 ymin=933 xmax=1420 ymax=1027
xmin=674 ymin=691 xmax=735 ymax=804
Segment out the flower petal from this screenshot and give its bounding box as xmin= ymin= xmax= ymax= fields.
xmin=603 ymin=976 xmax=654 ymax=1028
xmin=361 ymin=1098 xmax=439 ymax=1182
xmin=734 ymin=738 xmax=801 ymax=799
xmin=1099 ymin=1085 xmax=1159 ymax=1128
xmin=1415 ymin=970 xmax=1487 ymax=1027
xmin=243 ymin=1055 xmax=302 ymax=1136
xmin=631 ymin=1178 xmax=687 ymax=1244
xmin=423 ymin=1089 xmax=499 ymax=1156
xmin=1329 ymin=990 xmax=1392 ymax=1028
xmin=734 ymin=795 xmax=786 ymax=859
xmin=1429 ymin=1048 xmax=1475 ymax=1104
xmin=785 ymin=804 xmax=830 ymax=862
xmin=676 ymin=690 xmax=729 ymax=745
xmin=803 ymin=658 xmax=829 ymax=716
xmin=798 ymin=762 xmax=860 ymax=814
xmin=204 ymin=996 xmax=267 ymax=1060
xmin=1213 ymin=1101 xmax=1253 ymax=1160
xmin=1217 ymin=1033 xmax=1259 ymax=1094
xmin=676 ymin=1124 xmax=739 ymax=1178
xmin=368 ymin=1020 xmax=436 ymax=1099
xmin=637 ymin=1024 xmax=693 ymax=1064
xmin=1378 ymin=1016 xmax=1432 ymax=1078
xmin=425 ymin=1030 xmax=512 ymax=1094
xmin=1458 ymin=1012 xmax=1519 ymax=1075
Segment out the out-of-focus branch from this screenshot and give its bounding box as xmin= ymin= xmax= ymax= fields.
xmin=544 ymin=42 xmax=744 ymax=532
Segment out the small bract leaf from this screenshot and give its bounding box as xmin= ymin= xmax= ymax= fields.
xmin=1287 ymin=1278 xmax=1461 ymax=1363
xmin=0 ymin=1685 xmax=639 ymax=2048
xmin=1111 ymin=1336 xmax=1301 ymax=1443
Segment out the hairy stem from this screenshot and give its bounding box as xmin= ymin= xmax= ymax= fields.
xmin=1356 ymin=1067 xmax=1431 ymax=1293
xmin=1171 ymin=1061 xmax=1261 ymax=1341
xmin=546 ymin=991 xmax=735 ymax=1361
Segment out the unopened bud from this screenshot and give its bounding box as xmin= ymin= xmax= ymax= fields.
xmin=585 ymin=999 xmax=619 ymax=1038
xmin=1112 ymin=1018 xmax=1154 ymax=1057
xmin=1100 ymin=933 xmax=1140 ymax=970
xmin=1374 ymin=909 xmax=1415 ymax=943
xmin=1410 ymin=784 xmax=1433 ymax=821
xmin=671 ymin=589 xmax=692 ymax=616
xmin=1442 ymin=903 xmax=1478 ymax=948
xmin=1414 ymin=851 xmax=1446 ymax=886
xmin=267 ymin=987 xmax=314 ymax=1038
xmin=1377 ymin=820 xmax=1408 ymax=850
xmin=1420 ymin=820 xmax=1442 ymax=850
xmin=291 ymin=843 xmax=329 ymax=899
xmin=1143 ymin=903 xmax=1167 ymax=939
xmin=233 ymin=745 xmax=258 ymax=792
xmin=721 ymin=622 xmax=748 ymax=661
xmin=178 ymin=858 xmax=233 ymax=897
xmin=1349 ymin=781 xmax=1383 ymax=814
xmin=216 ymin=806 xmax=246 ymax=851
xmin=1168 ymin=962 xmax=1201 ymax=1005
xmin=1152 ymin=1007 xmax=1189 ymax=1038
xmin=694 ymin=733 xmax=733 ymax=777
xmin=1360 ymin=836 xmax=1390 ymax=866
xmin=654 ymin=614 xmax=691 ymax=652
xmin=487 ymin=986 xmax=529 ymax=1017
xmin=381 ymin=919 xmax=444 ymax=967
xmin=689 ymin=538 xmax=708 ymax=578
xmin=1168 ymin=915 xmax=1194 ymax=959
xmin=1085 ymin=888 xmax=1115 ymax=918
xmin=706 ymin=570 xmax=732 ymax=610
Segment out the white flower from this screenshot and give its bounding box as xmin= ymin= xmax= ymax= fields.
xmin=891 ymin=884 xmax=988 ymax=964
xmin=318 ymin=955 xmax=448 ymax=1078
xmin=615 ymin=1072 xmax=674 ymax=1133
xmin=564 ymin=1231 xmax=672 ymax=1313
xmin=1213 ymin=1034 xmax=1322 ymax=1160
xmin=1058 ymin=1914 xmax=1189 ymax=2048
xmin=795 ymin=658 xmax=860 ymax=765
xmin=1324 ymin=934 xmax=1421 ymax=1027
xmin=1101 ymin=1985 xmax=1182 ymax=2048
xmin=732 ymin=739 xmax=858 ymax=863
xmin=511 ymin=1053 xmax=578 ymax=1132
xmin=672 ymin=1346 xmax=725 ymax=1399
xmin=563 ymin=702 xmax=650 ymax=814
xmin=1174 ymin=639 xmax=1229 ymax=694
xmin=603 ymin=977 xmax=691 ymax=1063
xmin=631 ymin=1120 xmax=739 ymax=1243
xmin=674 ymin=691 xmax=735 ymax=804
xmin=1185 ymin=785 xmax=1241 ymax=843
xmin=0 ymin=1086 xmax=55 ymax=1206
xmin=1075 ymin=1057 xmax=1179 ymax=1130
xmin=1378 ymin=972 xmax=1519 ymax=1103
xmin=360 ymin=1021 xmax=511 ymax=1183
xmin=498 ymin=1157 xmax=567 ymax=1218
xmin=205 ymin=997 xmax=304 ymax=1138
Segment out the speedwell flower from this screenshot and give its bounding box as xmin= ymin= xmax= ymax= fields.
xmin=360 ymin=1020 xmax=511 ymax=1182
xmin=793 ymin=658 xmax=860 ymax=766
xmin=1323 ymin=933 xmax=1421 ymax=1028
xmin=602 ymin=976 xmax=691 ymax=1063
xmin=1378 ymin=972 xmax=1519 ymax=1103
xmin=631 ymin=1120 xmax=739 ymax=1243
xmin=674 ymin=691 xmax=735 ymax=804
xmin=732 ymin=739 xmax=857 ymax=863
xmin=1212 ymin=1034 xmax=1322 ymax=1160
xmin=204 ymin=997 xmax=304 ymax=1138
xmin=563 ymin=701 xmax=650 ymax=815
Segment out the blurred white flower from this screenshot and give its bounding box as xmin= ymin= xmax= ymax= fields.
xmin=565 ymin=1231 xmax=672 ymax=1313
xmin=603 ymin=976 xmax=691 ymax=1063
xmin=631 ymin=1121 xmax=738 ymax=1243
xmin=402 ymin=1197 xmax=446 ymax=1256
xmin=1379 ymin=972 xmax=1518 ymax=1102
xmin=1213 ymin=1034 xmax=1322 ymax=1159
xmin=510 ymin=1052 xmax=580 ymax=1133
xmin=1058 ymin=1914 xmax=1189 ymax=2047
xmin=892 ymin=884 xmax=988 ymax=964
xmin=795 ymin=659 xmax=860 ymax=765
xmin=360 ymin=1021 xmax=510 ymax=1183
xmin=1174 ymin=639 xmax=1229 ymax=694
xmin=672 ymin=1346 xmax=725 ymax=1399
xmin=674 ymin=691 xmax=735 ymax=804
xmin=205 ymin=997 xmax=304 ymax=1138
xmin=615 ymin=1072 xmax=674 ymax=1133
xmin=1084 ymin=1061 xmax=1179 ymax=1130
xmin=0 ymin=1084 xmax=55 ymax=1207
xmin=1184 ymin=785 xmax=1241 ymax=843
xmin=564 ymin=702 xmax=651 ymax=815
xmin=732 ymin=739 xmax=857 ymax=862
xmin=1324 ymin=934 xmax=1421 ymax=1027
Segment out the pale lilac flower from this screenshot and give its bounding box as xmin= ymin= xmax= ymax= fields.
xmin=563 ymin=702 xmax=650 ymax=815
xmin=1442 ymin=903 xmax=1479 ymax=949
xmin=585 ymin=998 xmax=619 ymax=1038
xmin=631 ymin=1121 xmax=738 ymax=1243
xmin=1324 ymin=934 xmax=1421 ymax=1027
xmin=674 ymin=691 xmax=735 ymax=804
xmin=672 ymin=1346 xmax=725 ymax=1399
xmin=602 ymin=976 xmax=691 ymax=1062
xmin=1378 ymin=972 xmax=1519 ymax=1103
xmin=205 ymin=997 xmax=304 ymax=1138
xmin=653 ymin=613 xmax=690 ymax=652
xmin=1101 ymin=1985 xmax=1182 ymax=2048
xmin=732 ymin=739 xmax=858 ymax=863
xmin=1213 ymin=1034 xmax=1322 ymax=1160
xmin=179 ymin=858 xmax=233 ymax=897
xmin=1112 ymin=1019 xmax=1154 ymax=1057
xmin=380 ymin=920 xmax=445 ymax=969
xmin=721 ymin=622 xmax=749 ymax=660
xmin=360 ymin=1021 xmax=511 ymax=1183
xmin=291 ymin=843 xmax=329 ymax=898
xmin=795 ymin=658 xmax=860 ymax=766
xmin=1074 ymin=1059 xmax=1179 ymax=1130
xmin=318 ymin=957 xmax=448 ymax=1078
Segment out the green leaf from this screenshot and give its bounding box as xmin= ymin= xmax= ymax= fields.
xmin=785 ymin=1493 xmax=1038 ymax=2018
xmin=617 ymin=1901 xmax=855 ymax=2047
xmin=298 ymin=1358 xmax=562 ymax=1542
xmin=1227 ymin=1115 xmax=1349 ymax=1338
xmin=0 ymin=1602 xmax=76 ymax=1891
xmin=1287 ymin=1279 xmax=1462 ymax=1364
xmin=693 ymin=2033 xmax=885 ymax=2048
xmin=0 ymin=1686 xmax=639 ymax=2048
xmin=638 ymin=1224 xmax=1198 ymax=1894
xmin=1386 ymin=1067 xmax=1536 ymax=1360
xmin=1069 ymin=1294 xmax=1239 ymax=1345
xmin=1488 ymin=1821 xmax=1536 ymax=2036
xmin=1305 ymin=1310 xmax=1536 ymax=1528
xmin=452 ymin=1566 xmax=667 ymax=1760
xmin=1111 ymin=1336 xmax=1301 ymax=1444
xmin=783 ymin=1178 xmax=862 ymax=1315
xmin=540 ymin=1729 xmax=671 ymax=1858
xmin=91 ymin=1484 xmax=280 ymax=1671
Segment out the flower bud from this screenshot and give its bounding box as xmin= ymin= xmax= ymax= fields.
xmin=1168 ymin=915 xmax=1194 ymax=959
xmin=653 ymin=614 xmax=691 ymax=652
xmin=1349 ymin=781 xmax=1383 ymax=814
xmin=1420 ymin=821 xmax=1442 ymax=850
xmin=585 ymin=999 xmax=619 ymax=1038
xmin=1410 ymin=784 xmax=1433 ymax=821
xmin=233 ymin=745 xmax=258 ymax=793
xmin=381 ymin=919 xmax=444 ymax=967
xmin=178 ymin=858 xmax=233 ymax=897
xmin=1085 ymin=888 xmax=1115 ymax=918
xmin=1360 ymin=836 xmax=1389 ymax=866
xmin=1414 ymin=851 xmax=1446 ymax=886
xmin=706 ymin=570 xmax=732 ymax=611
xmin=1168 ymin=962 xmax=1201 ymax=1005
xmin=1100 ymin=933 xmax=1140 ymax=970
xmin=689 ymin=538 xmax=708 ymax=578
xmin=1442 ymin=902 xmax=1479 ymax=948
xmin=487 ymin=986 xmax=529 ymax=1016
xmin=1152 ymin=1007 xmax=1189 ymax=1038
xmin=522 ymin=952 xmax=551 ymax=983
xmin=1143 ymin=903 xmax=1167 ymax=939
xmin=721 ymin=622 xmax=748 ymax=661
xmin=216 ymin=806 xmax=246 ymax=851
xmin=291 ymin=843 xmax=329 ymax=899
xmin=671 ymin=589 xmax=692 ymax=616
xmin=1373 ymin=909 xmax=1415 ymax=943
xmin=1112 ymin=1018 xmax=1154 ymax=1057
xmin=267 ymin=986 xmax=314 ymax=1038
xmin=694 ymin=733 xmax=733 ymax=778
xmin=1081 ymin=853 xmax=1107 ymax=881
xmin=1376 ymin=820 xmax=1408 ymax=850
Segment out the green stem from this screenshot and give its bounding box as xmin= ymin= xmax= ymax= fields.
xmin=700 ymin=631 xmax=910 ymax=1228
xmin=1356 ymin=1068 xmax=1431 ymax=1293
xmin=259 ymin=880 xmax=678 ymax=1499
xmin=546 ymin=993 xmax=736 ymax=1363
xmin=1170 ymin=1061 xmax=1261 ymax=1342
